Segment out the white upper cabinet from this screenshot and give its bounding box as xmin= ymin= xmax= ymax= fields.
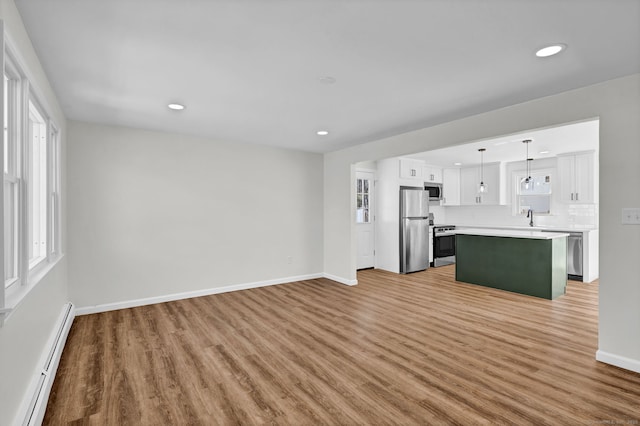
xmin=399 ymin=158 xmax=424 ymax=181
xmin=558 ymin=151 xmax=595 ymax=204
xmin=442 ymin=168 xmax=460 ymax=206
xmin=423 ymin=165 xmax=442 ymax=183
xmin=460 ymin=167 xmax=480 ymax=205
xmin=459 ymin=163 xmax=504 ymax=205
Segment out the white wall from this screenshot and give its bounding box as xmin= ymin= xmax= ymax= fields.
xmin=67 ymin=121 xmax=323 ymax=308
xmin=0 ymin=0 xmax=68 ymax=423
xmin=324 ymin=74 xmax=640 ymax=371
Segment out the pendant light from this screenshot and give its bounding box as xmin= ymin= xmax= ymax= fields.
xmin=477 ymin=148 xmax=488 ymax=193
xmin=521 ymin=139 xmax=533 ymax=191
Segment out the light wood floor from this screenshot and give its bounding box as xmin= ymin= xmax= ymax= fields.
xmin=45 ymin=266 xmax=640 ymax=425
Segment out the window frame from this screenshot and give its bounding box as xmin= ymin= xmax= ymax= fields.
xmin=3 ymin=53 xmax=24 ymax=291
xmin=513 ymin=167 xmax=554 ymax=216
xmin=27 ymin=97 xmax=49 ymax=270
xmin=355 ymin=176 xmax=372 ymax=224
xmin=1 ymin=32 xmax=63 ymax=322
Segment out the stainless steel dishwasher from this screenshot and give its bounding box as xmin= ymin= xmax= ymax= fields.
xmin=544 ymin=231 xmax=583 ymax=281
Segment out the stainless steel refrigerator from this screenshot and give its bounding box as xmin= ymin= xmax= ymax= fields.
xmin=400 ymin=187 xmax=430 ymax=273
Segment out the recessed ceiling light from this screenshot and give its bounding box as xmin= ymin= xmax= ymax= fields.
xmin=317 ymin=130 xmax=329 ymax=136
xmin=454 ymin=162 xmax=462 ymax=166
xmin=536 ymin=44 xmax=566 ymax=58
xmin=318 ymin=76 xmax=336 ymax=85
xmin=168 ymin=103 xmax=185 ymax=111
xmin=539 ymin=150 xmax=550 ymax=154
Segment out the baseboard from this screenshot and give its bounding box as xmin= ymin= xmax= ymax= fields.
xmin=19 ymin=302 xmax=75 ymax=426
xmin=75 ymin=272 xmax=360 ymax=316
xmin=596 ymin=350 xmax=640 ymax=374
xmin=323 ymin=273 xmax=358 ymax=286
xmin=76 ymin=273 xmax=335 ymax=315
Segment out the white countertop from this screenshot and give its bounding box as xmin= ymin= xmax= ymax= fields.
xmin=454 ymin=224 xmax=596 ymax=234
xmin=455 ymin=228 xmax=570 ymax=239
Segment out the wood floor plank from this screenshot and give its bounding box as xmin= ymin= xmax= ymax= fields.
xmin=44 ymin=266 xmax=640 ymax=425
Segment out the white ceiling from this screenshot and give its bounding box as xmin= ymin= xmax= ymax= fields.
xmin=407 ymin=119 xmax=599 ymax=168
xmin=14 ymin=0 xmax=640 ymax=153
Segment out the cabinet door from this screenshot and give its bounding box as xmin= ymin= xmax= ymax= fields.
xmin=442 ymin=168 xmax=460 ymax=206
xmin=478 ymin=163 xmax=500 ymax=205
xmin=460 ymin=167 xmax=480 ymax=205
xmin=558 ymin=155 xmax=576 ymax=203
xmin=423 ymin=166 xmax=442 ymax=183
xmin=573 ymin=153 xmax=594 ymax=203
xmin=399 ymin=159 xmax=423 ymax=180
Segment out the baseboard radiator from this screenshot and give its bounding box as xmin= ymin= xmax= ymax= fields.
xmin=22 ymin=302 xmax=75 ymax=426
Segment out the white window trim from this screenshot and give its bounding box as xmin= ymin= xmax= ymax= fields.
xmin=512 ymin=167 xmax=555 ymax=217
xmin=1 ymin=27 xmax=64 ymax=324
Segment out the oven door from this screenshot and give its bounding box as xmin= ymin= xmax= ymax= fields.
xmin=433 ymin=233 xmax=456 ymax=266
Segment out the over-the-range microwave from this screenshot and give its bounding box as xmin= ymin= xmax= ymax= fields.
xmin=424 ymin=182 xmax=443 ymax=201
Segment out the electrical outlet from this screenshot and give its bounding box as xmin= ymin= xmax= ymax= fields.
xmin=621 ymin=208 xmax=640 ymax=225
xmin=287 ymin=256 xmax=293 ymax=264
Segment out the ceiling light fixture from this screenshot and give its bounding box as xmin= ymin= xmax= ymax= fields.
xmin=477 ymin=148 xmax=488 ymax=194
xmin=539 ymin=150 xmax=550 ymax=154
xmin=536 ymin=44 xmax=566 ymax=58
xmin=454 ymin=162 xmax=462 ymax=166
xmin=168 ymin=103 xmax=185 ymax=111
xmin=521 ymin=139 xmax=533 ymax=190
xmin=317 ymin=130 xmax=329 ymax=136
xmin=318 ymin=76 xmax=336 ymax=85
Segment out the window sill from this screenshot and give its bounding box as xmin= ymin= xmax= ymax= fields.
xmin=1 ymin=253 xmax=65 ymax=325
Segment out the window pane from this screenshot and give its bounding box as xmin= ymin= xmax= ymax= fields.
xmin=28 ymin=101 xmax=48 ymax=267
xmin=363 ymin=194 xmax=369 ymax=209
xmin=4 ymin=180 xmax=18 ymax=285
xmin=520 ymin=174 xmax=552 ymax=194
xmin=357 ymin=179 xmax=362 ymax=193
xmin=363 ymin=210 xmax=369 ymax=223
xmin=3 ymin=75 xmax=8 ymax=174
xmin=363 ymin=179 xmax=369 ymax=194
xmin=357 ymin=194 xmax=362 ymax=208
xmin=520 ymin=195 xmax=551 ymax=214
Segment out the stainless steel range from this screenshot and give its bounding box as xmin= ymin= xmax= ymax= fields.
xmin=433 ymin=225 xmax=456 ymax=267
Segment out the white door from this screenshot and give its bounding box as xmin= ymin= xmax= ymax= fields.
xmin=356 ymin=171 xmax=375 ymax=269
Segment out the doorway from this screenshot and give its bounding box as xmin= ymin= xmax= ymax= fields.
xmin=355 ymin=170 xmax=375 ymax=269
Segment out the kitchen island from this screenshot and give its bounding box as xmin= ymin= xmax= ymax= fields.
xmin=455 ymin=228 xmax=569 ymax=299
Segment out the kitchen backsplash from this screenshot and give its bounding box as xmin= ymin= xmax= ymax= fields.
xmin=439 ymin=203 xmax=598 ymax=229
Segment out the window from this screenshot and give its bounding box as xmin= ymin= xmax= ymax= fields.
xmin=356 ymin=176 xmax=372 ymax=223
xmin=515 ymin=171 xmax=552 ymax=215
xmin=2 ymin=45 xmax=62 ymax=314
xmin=49 ymin=125 xmax=60 ymax=257
xmin=4 ymin=70 xmax=21 ymax=289
xmin=28 ymin=100 xmax=47 ymax=267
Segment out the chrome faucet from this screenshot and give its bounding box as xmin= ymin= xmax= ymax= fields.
xmin=527 ymin=209 xmax=534 ymax=227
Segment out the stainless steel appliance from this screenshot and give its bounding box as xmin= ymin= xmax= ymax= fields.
xmin=543 ymin=230 xmax=583 ymax=280
xmin=424 ymin=182 xmax=443 ymax=201
xmin=567 ymin=233 xmax=583 ymax=280
xmin=433 ymin=225 xmax=456 ymax=267
xmin=399 ymin=187 xmax=430 ymax=274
